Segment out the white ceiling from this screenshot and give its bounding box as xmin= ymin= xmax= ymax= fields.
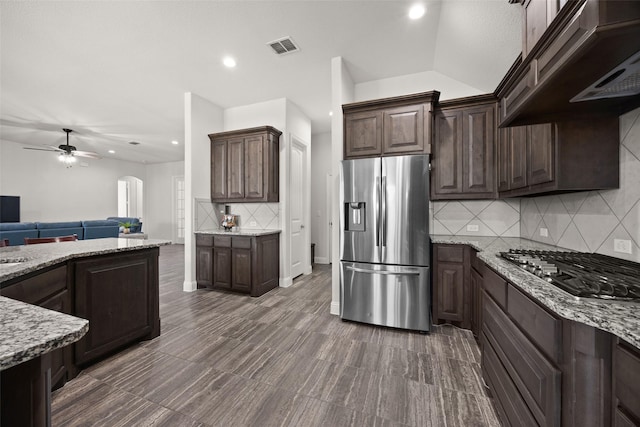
xmin=0 ymin=0 xmax=521 ymax=164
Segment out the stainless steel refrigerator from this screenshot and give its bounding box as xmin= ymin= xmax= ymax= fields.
xmin=340 ymin=154 xmax=431 ymax=332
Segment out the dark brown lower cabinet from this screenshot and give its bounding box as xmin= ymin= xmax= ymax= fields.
xmin=469 ymin=252 xmax=483 ymax=339
xmin=72 ymin=248 xmax=160 ymax=366
xmin=196 ymin=232 xmax=280 ymax=297
xmin=433 ymin=244 xmax=470 ymax=329
xmin=613 ymin=339 xmax=640 ymax=426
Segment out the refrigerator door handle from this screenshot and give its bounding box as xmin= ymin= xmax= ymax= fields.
xmin=381 ymin=176 xmax=387 ymax=247
xmin=346 ymin=266 xmax=420 ymax=276
xmin=375 ymin=176 xmax=381 ymax=247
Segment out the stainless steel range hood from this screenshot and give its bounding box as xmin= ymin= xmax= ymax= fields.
xmin=571 ymin=50 xmax=640 ymax=102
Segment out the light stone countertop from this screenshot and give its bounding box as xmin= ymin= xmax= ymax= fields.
xmin=0 ymin=237 xmax=171 ymax=283
xmin=431 ymin=235 xmax=640 ymax=349
xmin=0 ymin=296 xmax=88 ymax=370
xmin=196 ymin=229 xmax=281 ymax=237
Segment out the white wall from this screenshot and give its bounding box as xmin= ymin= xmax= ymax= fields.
xmin=0 ymin=139 xmax=146 ymax=222
xmin=310 ymin=131 xmax=332 ymax=264
xmin=145 ymin=161 xmax=184 ymax=240
xmin=184 ymin=92 xmax=224 ymax=292
xmin=354 ymin=70 xmax=483 ymax=103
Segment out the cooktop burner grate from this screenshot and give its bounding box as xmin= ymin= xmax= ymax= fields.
xmin=498 ymin=249 xmax=640 ymax=301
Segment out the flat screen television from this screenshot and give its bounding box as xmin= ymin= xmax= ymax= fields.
xmin=0 ymin=196 xmax=20 ymax=222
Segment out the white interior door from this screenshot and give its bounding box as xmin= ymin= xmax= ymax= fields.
xmin=290 ymin=139 xmax=307 ymax=279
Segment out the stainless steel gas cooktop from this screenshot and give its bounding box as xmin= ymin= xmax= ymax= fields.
xmin=499 ymin=249 xmax=640 ymax=301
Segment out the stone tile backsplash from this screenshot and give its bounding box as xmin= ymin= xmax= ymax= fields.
xmin=431 ymin=199 xmax=520 ymax=237
xmin=195 ymin=198 xmax=280 ymax=231
xmin=520 ymin=107 xmax=640 ymax=263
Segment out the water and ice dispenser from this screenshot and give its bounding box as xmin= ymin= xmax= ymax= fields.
xmin=344 ymin=202 xmax=365 ymax=232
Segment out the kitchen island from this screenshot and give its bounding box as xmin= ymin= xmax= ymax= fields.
xmin=431 ymin=235 xmax=640 ymax=426
xmin=0 ymin=296 xmax=88 ymax=426
xmin=0 ymin=238 xmax=170 ymax=397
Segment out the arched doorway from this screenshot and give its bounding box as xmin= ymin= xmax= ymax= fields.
xmin=117 ymin=176 xmax=144 ymax=219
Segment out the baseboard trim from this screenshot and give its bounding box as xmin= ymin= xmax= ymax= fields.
xmin=183 ymin=280 xmax=197 ymax=292
xmin=330 ymin=301 xmax=340 ymax=316
xmin=279 ymin=276 xmax=293 ymax=288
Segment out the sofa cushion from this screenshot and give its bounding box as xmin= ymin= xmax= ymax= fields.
xmin=82 ymin=220 xmax=119 ymax=240
xmin=0 ymin=222 xmax=37 ymax=231
xmin=0 ymin=228 xmax=38 ymax=246
xmin=83 ymin=220 xmax=119 ymax=227
xmin=36 ymin=221 xmax=83 ymax=229
xmin=106 ymin=217 xmax=142 ymax=233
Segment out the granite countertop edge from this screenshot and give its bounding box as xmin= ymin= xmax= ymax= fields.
xmin=196 ymin=229 xmax=281 ymax=237
xmin=0 ymin=296 xmax=89 ymax=370
xmin=0 ymin=238 xmax=171 ymax=283
xmin=430 ymin=235 xmax=640 ymax=349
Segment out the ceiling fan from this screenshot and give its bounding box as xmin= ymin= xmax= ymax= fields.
xmin=23 ymin=128 xmax=102 ymax=165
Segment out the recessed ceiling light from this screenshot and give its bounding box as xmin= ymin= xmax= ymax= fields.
xmin=171 ymin=140 xmax=179 ymax=145
xmin=223 ymin=57 xmax=236 ymax=68
xmin=108 ymin=150 xmax=115 ymax=154
xmin=409 ymin=4 xmax=426 ymax=20
xmin=329 ymin=111 xmax=333 ymax=116
xmin=129 ymin=141 xmax=140 ymax=145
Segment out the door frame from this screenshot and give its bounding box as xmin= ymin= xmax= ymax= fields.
xmin=290 ymin=136 xmax=310 ymax=278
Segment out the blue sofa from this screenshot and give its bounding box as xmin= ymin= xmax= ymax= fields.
xmin=0 ymin=220 xmax=120 ymax=246
xmin=0 ymin=222 xmax=39 ymax=246
xmin=36 ymin=221 xmax=84 ymax=240
xmin=106 ymin=217 xmax=143 ymax=233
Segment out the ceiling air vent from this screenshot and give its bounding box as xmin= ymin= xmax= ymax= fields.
xmin=267 ymin=37 xmax=300 ymax=56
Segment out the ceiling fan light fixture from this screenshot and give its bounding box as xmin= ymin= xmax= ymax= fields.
xmin=58 ymin=152 xmax=76 ymax=165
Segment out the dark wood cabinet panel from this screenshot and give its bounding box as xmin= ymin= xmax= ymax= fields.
xmin=213 ymin=247 xmax=232 ymax=290
xmin=497 ymin=128 xmax=510 ymax=192
xmin=508 ymin=125 xmax=528 ymax=191
xmin=432 ymin=110 xmax=462 ymax=195
xmin=433 ymin=244 xmax=470 ymax=329
xmin=343 ymin=91 xmax=439 ymax=159
xmin=382 ymin=104 xmax=426 ymax=154
xmin=209 ymin=126 xmax=281 ymax=203
xmin=211 ymin=139 xmax=228 ymax=200
xmin=498 ymin=117 xmax=618 ymax=197
xmin=613 ymin=340 xmax=640 ymax=425
xmin=528 ymin=123 xmax=555 ymax=186
xmin=345 ymin=110 xmax=382 ymax=158
xmin=73 ymin=249 xmax=160 ymax=366
xmin=196 ymin=232 xmax=280 ymax=297
xmin=432 ymin=96 xmax=496 ymax=200
xmin=39 ymin=290 xmax=72 ymax=389
xmin=523 ymin=0 xmax=558 ymax=58
xmin=470 ymin=265 xmax=482 ymax=339
xmin=196 ymin=246 xmax=213 ymax=288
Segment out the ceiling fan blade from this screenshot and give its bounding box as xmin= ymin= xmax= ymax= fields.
xmin=73 ymin=151 xmax=102 ymax=159
xmin=23 ymin=147 xmax=60 ymax=152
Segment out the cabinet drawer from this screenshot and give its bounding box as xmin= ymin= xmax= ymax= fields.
xmin=614 ymin=340 xmax=640 ymax=424
xmin=483 ymin=293 xmax=561 ymax=427
xmin=196 ymin=234 xmax=214 ymax=246
xmin=232 ymin=237 xmax=252 ymax=249
xmin=213 ymin=236 xmax=231 ymax=247
xmin=483 ymin=267 xmax=507 ymax=307
xmin=1 ymin=265 xmax=67 ymax=305
xmin=507 ymin=284 xmax=562 ymax=363
xmin=436 ymin=245 xmax=464 ymax=263
xmin=482 ymin=334 xmax=538 ymax=427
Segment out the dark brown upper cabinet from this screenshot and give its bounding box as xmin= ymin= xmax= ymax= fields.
xmin=498 ymin=117 xmax=619 ymax=197
xmin=497 ymin=0 xmax=640 ymax=127
xmin=431 ymin=95 xmax=497 ymax=200
xmin=343 ymin=91 xmax=440 ymax=159
xmin=209 ymin=126 xmax=281 ymax=203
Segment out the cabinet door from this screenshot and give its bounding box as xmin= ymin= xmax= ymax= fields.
xmin=528 ymin=123 xmax=555 ymax=186
xmin=509 ymin=126 xmax=528 ymax=190
xmin=462 ymin=104 xmax=495 ymax=195
xmin=436 ymin=262 xmax=466 ymax=324
xmin=470 ymin=268 xmax=482 ymax=339
xmin=227 ymin=138 xmax=244 ymax=199
xmin=432 ymin=110 xmax=463 ymax=196
xmin=196 ymin=246 xmax=213 ymax=288
xmin=232 ymin=248 xmax=252 ymax=293
xmin=382 ymin=104 xmax=425 ymax=155
xmin=498 ymin=127 xmax=510 ymax=192
xmin=344 ymin=110 xmax=382 ymax=158
xmin=74 ymin=251 xmax=155 ymax=366
xmin=244 ymin=135 xmax=265 ymax=200
xmin=211 ymin=139 xmax=228 ymax=200
xmin=523 ymin=0 xmax=548 ymax=57
xmin=40 ymin=290 xmax=72 ymax=390
xmin=213 ymin=247 xmax=232 ymax=289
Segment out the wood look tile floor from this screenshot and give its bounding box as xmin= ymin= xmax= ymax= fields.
xmin=51 ymin=244 xmax=501 ymax=426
